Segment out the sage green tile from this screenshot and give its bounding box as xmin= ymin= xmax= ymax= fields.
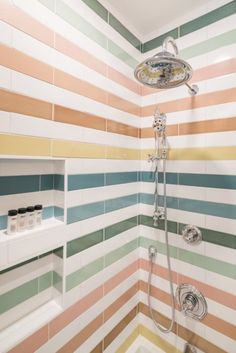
xmin=142 ymin=28 xmax=178 ymax=53
xmin=139 ymin=237 xmax=178 ymax=258
xmin=53 ymin=271 xmax=63 ymax=293
xmin=82 ymin=0 xmax=108 ymax=22
xmin=181 ymin=29 xmax=236 ymax=60
xmin=67 ymin=230 xmax=103 ymax=257
xmin=38 ymin=0 xmax=55 ymax=11
xmin=109 ymin=14 xmax=141 ymax=50
xmin=178 ymin=249 xmax=236 ymax=280
xmin=104 ymin=239 xmax=138 ymax=267
xmin=180 ymin=1 xmax=236 ymax=36
xmin=66 ymin=257 xmax=103 ymax=291
xmin=56 ymin=0 xmax=107 ymax=49
xmin=105 ymin=217 xmax=138 ymax=240
xmin=108 ymin=39 xmax=138 ymax=69
xmin=0 ymin=278 xmax=38 ymax=314
xmin=140 ymin=235 xmax=236 ymax=278
xmin=38 ymin=272 xmax=52 ymax=292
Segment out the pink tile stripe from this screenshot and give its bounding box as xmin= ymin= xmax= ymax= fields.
xmin=7 ymin=325 xmax=48 ymax=353
xmin=139 ymin=258 xmax=236 ymax=310
xmin=7 ymin=260 xmax=139 ymax=353
xmin=0 ymin=1 xmax=140 ymax=96
xmin=0 ymin=0 xmax=54 ymax=47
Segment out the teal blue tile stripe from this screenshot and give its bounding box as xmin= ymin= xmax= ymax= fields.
xmin=140 ymin=171 xmax=236 ymax=189
xmin=139 ymin=192 xmax=236 ymax=220
xmin=67 ymin=194 xmax=138 ymax=224
xmin=68 ymin=171 xmax=236 ymax=190
xmin=0 ymin=174 xmax=64 ymax=195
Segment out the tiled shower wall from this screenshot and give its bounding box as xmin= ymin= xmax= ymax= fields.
xmin=0 ymin=0 xmax=235 ymax=353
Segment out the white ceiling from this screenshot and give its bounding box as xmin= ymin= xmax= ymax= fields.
xmin=99 ymin=0 xmax=222 ymax=41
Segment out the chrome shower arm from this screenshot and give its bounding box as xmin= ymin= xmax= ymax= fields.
xmin=162 ymin=36 xmax=179 ymax=57
xmin=185 ymin=82 xmax=199 ymax=96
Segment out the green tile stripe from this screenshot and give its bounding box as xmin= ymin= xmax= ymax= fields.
xmin=181 ymin=28 xmax=236 ymax=60
xmin=38 ymin=0 xmax=138 ymax=69
xmin=179 ymin=1 xmax=236 ymax=37
xmin=142 ymin=1 xmax=236 ymax=52
xmin=139 ymin=236 xmax=236 ymax=280
xmin=0 ymin=271 xmax=53 ymax=315
xmin=81 ymin=0 xmax=141 ymax=50
xmin=108 ymin=13 xmax=141 ymax=50
xmin=139 ymin=215 xmax=236 ymax=249
xmin=66 ymin=228 xmax=235 ymax=292
xmin=79 ymin=0 xmax=236 ymax=54
xmin=66 ymin=238 xmax=138 ymax=291
xmin=67 ymin=216 xmax=138 ymax=257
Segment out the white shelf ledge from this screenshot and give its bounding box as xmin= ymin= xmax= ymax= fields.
xmin=0 ymin=218 xmax=64 ymax=243
xmin=0 ymin=300 xmax=62 ymax=353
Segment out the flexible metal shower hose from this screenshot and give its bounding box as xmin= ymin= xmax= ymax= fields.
xmin=147 ymin=152 xmax=175 ymax=333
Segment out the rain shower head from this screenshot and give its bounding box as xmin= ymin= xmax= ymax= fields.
xmin=134 ymin=36 xmax=198 ymax=95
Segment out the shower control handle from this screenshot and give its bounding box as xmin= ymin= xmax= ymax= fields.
xmin=176 ymin=284 xmax=208 ymax=321
xmin=182 ymin=225 xmax=202 ymax=245
xmin=182 ymin=293 xmax=197 ymax=314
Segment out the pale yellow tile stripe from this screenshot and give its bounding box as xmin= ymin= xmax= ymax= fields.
xmin=0 ymin=134 xmax=51 ymax=156
xmin=115 ymin=326 xmax=139 ymax=353
xmin=115 ymin=324 xmax=181 ymax=353
xmin=1 ymin=134 xmax=236 ymax=160
xmin=141 ymin=146 xmax=236 ymax=160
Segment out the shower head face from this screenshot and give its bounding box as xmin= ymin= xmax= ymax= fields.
xmin=134 ymin=52 xmax=193 ymax=89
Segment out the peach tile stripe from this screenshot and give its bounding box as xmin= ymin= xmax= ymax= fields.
xmin=7 ymin=257 xmax=235 ymax=353
xmin=141 ymin=116 xmax=236 ymax=138
xmin=139 ymin=259 xmax=236 ymax=310
xmin=0 ymin=0 xmax=54 ymax=47
xmin=0 ymin=89 xmax=138 ymax=137
xmin=141 ymin=58 xmax=236 ymax=96
xmin=140 ymin=280 xmax=236 ymax=340
xmin=139 ymin=304 xmax=227 ymax=353
xmin=141 ymin=87 xmax=236 ymax=117
xmin=6 ymin=261 xmax=139 ymax=353
xmin=0 ymin=1 xmax=140 ymax=95
xmin=55 ymin=34 xmax=140 ymax=95
xmin=0 ymin=89 xmax=53 ymax=120
xmin=0 ymin=44 xmax=53 ymax=84
xmin=7 ymin=325 xmax=48 ymax=353
xmin=54 ymin=68 xmax=140 ymax=116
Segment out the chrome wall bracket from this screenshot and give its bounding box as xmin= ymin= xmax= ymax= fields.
xmin=182 ymin=225 xmax=202 ymax=245
xmin=183 ymin=343 xmax=197 ymax=353
xmin=176 ymin=284 xmax=207 ymax=321
xmin=148 ymin=245 xmax=157 ymax=260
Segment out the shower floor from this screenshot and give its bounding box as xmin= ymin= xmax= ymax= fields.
xmin=126 ymin=337 xmax=165 ymax=353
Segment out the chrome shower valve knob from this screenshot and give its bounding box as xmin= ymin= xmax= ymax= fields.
xmin=182 ymin=225 xmax=202 ymax=245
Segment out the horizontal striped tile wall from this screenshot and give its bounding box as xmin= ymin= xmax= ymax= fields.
xmin=0 ymin=1 xmax=236 ymax=353
xmin=0 ymin=247 xmax=63 ymax=331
